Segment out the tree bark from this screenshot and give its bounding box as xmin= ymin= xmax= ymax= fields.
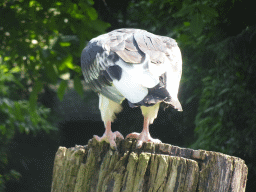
xmin=51 ymin=138 xmax=248 ymax=192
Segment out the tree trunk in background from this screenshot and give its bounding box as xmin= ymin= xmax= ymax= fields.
xmin=51 ymin=138 xmax=248 ymax=192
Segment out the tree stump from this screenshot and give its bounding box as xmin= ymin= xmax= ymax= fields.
xmin=51 ymin=138 xmax=248 ymax=192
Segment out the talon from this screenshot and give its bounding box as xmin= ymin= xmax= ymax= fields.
xmin=93 ymin=135 xmax=101 ymax=141
xmin=110 ymin=140 xmax=117 ymax=150
xmin=136 ymin=140 xmax=143 ymax=148
xmin=114 ymin=131 xmax=124 ymax=140
xmin=94 ymin=129 xmax=124 ymax=149
xmin=126 ymin=131 xmax=162 ymax=148
xmin=125 ymin=132 xmax=140 ymax=139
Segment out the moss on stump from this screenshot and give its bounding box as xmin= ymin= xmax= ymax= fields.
xmin=51 ymin=138 xmax=247 ymax=192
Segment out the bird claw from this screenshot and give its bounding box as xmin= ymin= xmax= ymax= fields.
xmin=94 ymin=131 xmax=124 ymax=150
xmin=126 ymin=132 xmax=162 ymax=148
xmin=136 ymin=137 xmax=162 ymax=148
xmin=113 ymin=131 xmax=124 ymax=140
xmin=125 ymin=132 xmax=140 ymax=139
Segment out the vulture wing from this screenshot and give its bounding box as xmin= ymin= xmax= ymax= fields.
xmin=81 ymin=28 xmax=182 ymax=110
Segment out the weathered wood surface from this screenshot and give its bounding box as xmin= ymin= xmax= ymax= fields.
xmin=51 ymin=138 xmax=248 ymax=192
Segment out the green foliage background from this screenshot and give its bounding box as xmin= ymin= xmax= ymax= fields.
xmin=0 ymin=0 xmax=109 ymax=190
xmin=1 ymin=0 xmax=255 ymax=191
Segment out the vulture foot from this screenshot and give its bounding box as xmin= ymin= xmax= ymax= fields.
xmin=126 ymin=132 xmax=162 ymax=148
xmin=94 ymin=131 xmax=124 ymax=150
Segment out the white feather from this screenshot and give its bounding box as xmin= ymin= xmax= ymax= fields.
xmin=111 ymin=47 xmax=182 ymax=104
xmin=115 ymin=54 xmax=159 ymax=88
xmin=99 ymin=94 xmax=123 ymax=125
xmin=165 ymin=46 xmax=182 ymax=100
xmin=141 ymin=103 xmax=160 ymax=124
xmin=112 ymin=69 xmax=148 ymax=103
xmin=112 ymin=54 xmax=164 ymax=103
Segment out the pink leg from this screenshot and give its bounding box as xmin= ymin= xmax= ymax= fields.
xmin=126 ymin=117 xmax=162 ymax=148
xmin=94 ymin=121 xmax=124 ymax=149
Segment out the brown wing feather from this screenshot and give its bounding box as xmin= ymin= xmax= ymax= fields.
xmin=133 ymin=32 xmax=167 ymax=64
xmin=124 ymin=35 xmax=138 ymax=51
xmin=116 ymin=49 xmax=144 ymax=63
xmin=110 ymin=41 xmax=125 ymax=52
xmin=101 ymin=29 xmax=179 ymax=66
xmin=111 ymin=32 xmax=145 ymax=63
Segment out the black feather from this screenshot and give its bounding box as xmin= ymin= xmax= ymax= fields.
xmin=81 ymin=42 xmax=104 ymax=67
xmin=107 ymin=65 xmax=122 ymax=81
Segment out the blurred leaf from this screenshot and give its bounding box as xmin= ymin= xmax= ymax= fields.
xmin=59 ymin=55 xmax=74 ymax=71
xmin=5 ymin=170 xmax=21 ymax=182
xmin=204 ymin=106 xmax=214 ymax=113
xmin=10 ymin=66 xmax=21 ymax=73
xmin=185 ymin=94 xmax=196 ymax=104
xmin=86 ymin=7 xmax=98 ymax=20
xmin=0 ymin=125 xmax=6 ymax=135
xmin=178 ymin=34 xmax=190 ymax=44
xmin=173 ymin=4 xmax=195 ymax=17
xmin=191 ymin=14 xmax=204 ymax=36
xmin=45 ymin=63 xmax=58 ymax=83
xmin=218 ymin=88 xmax=230 ymax=96
xmin=14 ymin=101 xmax=24 ymax=122
xmin=202 ymin=76 xmax=211 ymax=82
xmin=29 ymin=0 xmax=38 ymax=7
xmin=4 ymin=57 xmax=10 ymax=61
xmin=198 ymin=5 xmax=218 ymax=17
xmin=69 ymin=4 xmax=84 ymax=19
xmin=184 ymin=22 xmax=190 ymax=26
xmin=89 ymin=19 xmax=111 ymax=33
xmin=72 ymin=65 xmax=82 ymax=74
xmin=219 ymin=108 xmax=224 ymax=116
xmin=74 ymin=75 xmax=83 ymax=97
xmin=29 ymin=81 xmax=43 ymax=112
xmin=55 ymin=2 xmax=62 ymax=6
xmin=59 ymin=42 xmax=71 ymax=47
xmin=60 ymin=35 xmax=79 ymax=42
xmin=57 ymin=80 xmax=68 ymax=101
xmin=87 ymin=0 xmax=94 ymax=5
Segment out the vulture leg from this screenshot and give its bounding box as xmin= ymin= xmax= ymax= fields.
xmin=95 ymin=94 xmax=124 ymax=149
xmin=94 ymin=121 xmax=123 ymax=150
xmin=126 ymin=103 xmax=162 ymax=148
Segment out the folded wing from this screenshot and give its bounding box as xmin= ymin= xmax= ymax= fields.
xmin=81 ymin=28 xmax=182 ymax=110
